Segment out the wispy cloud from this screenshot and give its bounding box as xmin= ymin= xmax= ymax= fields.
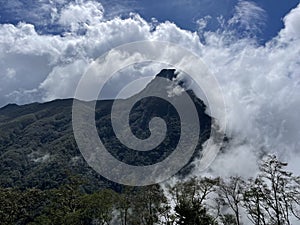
xmin=228 ymin=0 xmax=267 ymax=36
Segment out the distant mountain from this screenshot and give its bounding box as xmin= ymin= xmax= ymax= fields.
xmin=0 ymin=69 xmax=211 ymax=191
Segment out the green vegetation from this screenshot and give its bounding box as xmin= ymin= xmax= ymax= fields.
xmin=1 ymin=155 xmax=300 ymax=225
xmin=1 ymin=70 xmax=299 ymax=224
xmin=0 ymin=94 xmax=210 ymax=191
xmin=0 ymin=69 xmax=211 ymax=192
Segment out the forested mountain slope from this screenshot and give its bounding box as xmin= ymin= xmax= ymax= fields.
xmin=0 ymin=69 xmax=211 ymax=191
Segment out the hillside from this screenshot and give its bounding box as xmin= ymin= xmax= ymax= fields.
xmin=0 ymin=69 xmax=211 ymax=191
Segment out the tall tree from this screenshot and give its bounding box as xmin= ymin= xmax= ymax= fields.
xmin=217 ymin=176 xmax=244 ymax=225
xmin=168 ymin=177 xmax=219 ymax=225
xmin=243 ymin=177 xmax=269 ymax=225
xmin=244 ymin=154 xmax=300 ymax=225
xmin=80 ymin=189 xmax=117 ymax=225
xmin=130 ymin=184 xmax=168 ymax=225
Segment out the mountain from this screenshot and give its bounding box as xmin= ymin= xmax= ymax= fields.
xmin=0 ymin=69 xmax=211 ymax=191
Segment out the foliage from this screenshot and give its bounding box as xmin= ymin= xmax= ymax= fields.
xmin=0 ymin=70 xmax=300 ymax=224
xmin=1 ymin=155 xmax=300 ymax=224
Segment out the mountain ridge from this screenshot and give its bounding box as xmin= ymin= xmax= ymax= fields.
xmin=0 ymin=69 xmax=211 ymax=191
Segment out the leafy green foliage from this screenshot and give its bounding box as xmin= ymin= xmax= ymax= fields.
xmin=0 ymin=72 xmax=211 ymax=191
xmin=1 ymin=156 xmax=300 ymax=225
xmin=1 ymin=70 xmax=300 ymax=224
xmin=0 ymin=99 xmax=125 ymax=191
xmin=168 ymin=177 xmax=219 ymax=225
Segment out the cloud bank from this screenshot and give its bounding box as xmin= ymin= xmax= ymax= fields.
xmin=0 ymin=1 xmax=300 ymax=179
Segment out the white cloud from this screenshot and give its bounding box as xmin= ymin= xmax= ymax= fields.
xmin=5 ymin=68 xmax=16 ymax=79
xmin=228 ymin=0 xmax=267 ymax=36
xmin=279 ymin=3 xmax=300 ymax=41
xmin=58 ymin=0 xmax=104 ymax=31
xmin=205 ymin=144 xmax=259 ymax=178
xmin=192 ymin=3 xmax=300 ymax=178
xmin=39 ymin=59 xmax=89 ymax=101
xmin=196 ymin=15 xmax=211 ymax=31
xmin=0 ymin=0 xmax=300 ymax=183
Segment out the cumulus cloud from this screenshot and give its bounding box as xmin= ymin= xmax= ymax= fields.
xmin=57 ymin=0 xmax=104 ymax=31
xmin=279 ymin=3 xmax=300 ymax=41
xmin=0 ymin=0 xmax=300 ymax=181
xmin=195 ymin=2 xmax=300 ymax=177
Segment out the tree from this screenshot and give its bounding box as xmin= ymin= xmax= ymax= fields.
xmin=0 ymin=188 xmax=22 ymax=225
xmin=220 ymin=214 xmax=238 ymax=225
xmin=244 ymin=154 xmax=300 ymax=225
xmin=115 ymin=186 xmax=136 ymax=225
xmin=217 ymin=176 xmax=244 ymax=225
xmin=129 ymin=184 xmax=168 ymax=225
xmin=33 ymin=176 xmax=85 ymax=225
xmin=168 ymin=177 xmax=219 ymax=225
xmin=80 ymin=189 xmax=117 ymax=225
xmin=243 ymin=177 xmax=269 ymax=225
xmin=0 ymin=188 xmax=48 ymax=225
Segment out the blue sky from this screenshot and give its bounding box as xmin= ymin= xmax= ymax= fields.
xmin=0 ymin=0 xmax=300 ymax=181
xmin=0 ymin=0 xmax=299 ymax=43
xmin=133 ymin=0 xmax=300 ymax=42
xmin=1 ymin=2 xmax=300 ymax=222
xmin=0 ymin=0 xmax=299 ymax=110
